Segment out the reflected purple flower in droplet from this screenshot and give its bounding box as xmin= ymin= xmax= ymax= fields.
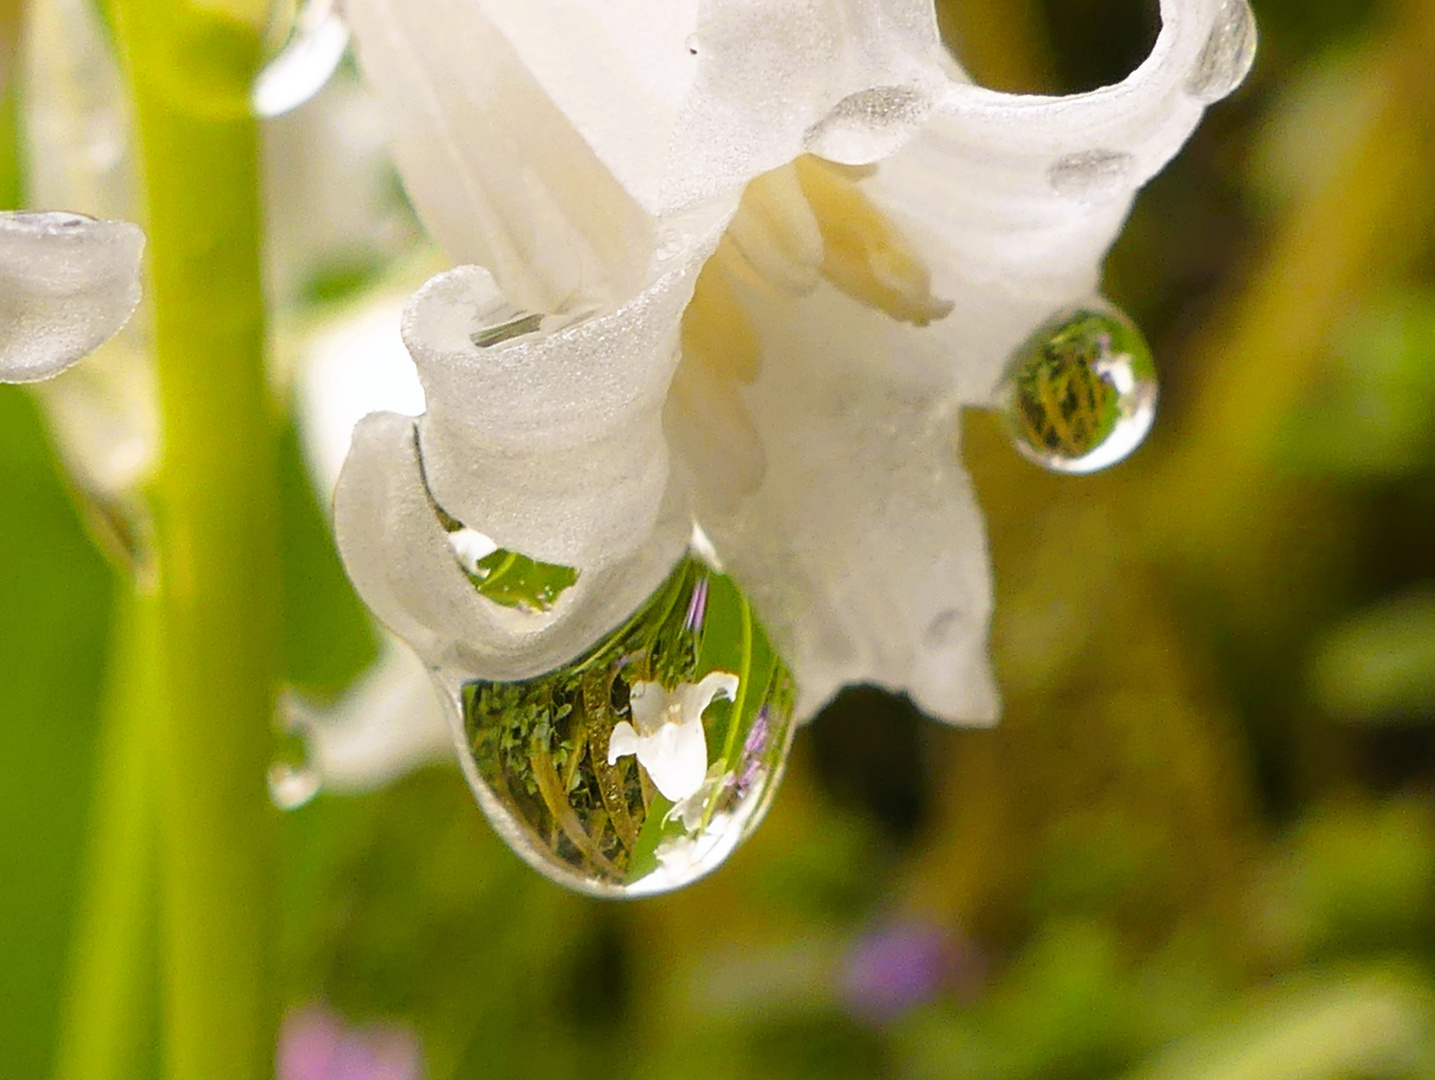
xmin=277 ymin=1004 xmax=424 ymax=1080
xmin=684 ymin=574 xmax=710 ymax=632
xmin=840 ymin=917 xmax=983 ymax=1023
xmin=735 ymin=706 xmax=770 ymax=796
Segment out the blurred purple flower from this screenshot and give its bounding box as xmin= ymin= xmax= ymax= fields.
xmin=278 ymin=1005 xmax=424 ymax=1080
xmin=840 ymin=917 xmax=983 ymax=1022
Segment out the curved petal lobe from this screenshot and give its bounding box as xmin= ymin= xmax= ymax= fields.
xmin=333 ymin=411 xmax=689 ymax=684
xmin=1 ymin=211 xmax=144 ymax=383
xmin=868 ymin=0 xmax=1254 ymax=401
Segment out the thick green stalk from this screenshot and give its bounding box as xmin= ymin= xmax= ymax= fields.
xmin=104 ymin=5 xmax=280 ymax=1080
xmin=54 ymin=588 xmax=161 ymax=1080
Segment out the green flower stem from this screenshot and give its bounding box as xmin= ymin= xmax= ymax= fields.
xmin=54 ymin=587 xmax=161 ymax=1080
xmin=105 ymin=5 xmax=281 ymax=1080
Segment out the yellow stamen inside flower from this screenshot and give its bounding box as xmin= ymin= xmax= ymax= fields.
xmin=671 ymin=155 xmax=951 ymax=502
xmin=794 ymin=155 xmax=954 ymax=327
xmin=700 ymin=154 xmax=953 ymax=325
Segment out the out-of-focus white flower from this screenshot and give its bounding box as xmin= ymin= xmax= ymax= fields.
xmin=326 ymin=0 xmax=1253 ymax=725
xmin=0 ymin=210 xmax=144 ymax=384
xmin=607 ymin=670 xmax=739 ymax=802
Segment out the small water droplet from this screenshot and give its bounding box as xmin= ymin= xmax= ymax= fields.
xmin=1048 ymin=149 xmax=1136 ymax=202
xmin=253 ymin=0 xmax=350 ymax=118
xmin=1186 ymin=0 xmax=1257 ymax=103
xmin=999 ymin=305 xmax=1158 ymax=475
xmin=805 ymin=86 xmax=929 ymax=164
xmin=268 ymin=761 xmax=321 ymax=810
xmin=459 ymin=555 xmax=797 ymax=897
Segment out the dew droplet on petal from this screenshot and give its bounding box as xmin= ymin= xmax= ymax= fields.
xmin=805 ymin=86 xmax=930 ymax=164
xmin=253 ymin=0 xmax=350 ymax=118
xmin=268 ymin=761 xmax=322 ymax=811
xmin=998 ymin=305 xmax=1158 ymax=475
xmin=458 ymin=555 xmax=797 ymax=897
xmin=1186 ymin=0 xmax=1258 ymax=104
xmin=1047 ymin=149 xmax=1137 ymax=202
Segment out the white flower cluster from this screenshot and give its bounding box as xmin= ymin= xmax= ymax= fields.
xmin=334 ymin=0 xmax=1255 ymax=724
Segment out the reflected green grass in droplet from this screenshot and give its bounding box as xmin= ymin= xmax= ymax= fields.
xmin=461 ymin=557 xmax=796 ymax=895
xmin=1001 ymin=307 xmax=1158 ymax=474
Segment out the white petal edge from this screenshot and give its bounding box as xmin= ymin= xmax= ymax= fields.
xmin=333 ymin=410 xmax=689 ymax=683
xmin=692 ymin=280 xmax=1000 ymax=725
xmin=0 ymin=211 xmax=144 ymax=383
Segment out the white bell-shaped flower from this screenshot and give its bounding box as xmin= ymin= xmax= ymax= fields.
xmin=334 ymin=0 xmax=1255 ymax=728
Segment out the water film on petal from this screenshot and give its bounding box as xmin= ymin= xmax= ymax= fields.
xmin=0 ymin=211 xmax=144 ymax=383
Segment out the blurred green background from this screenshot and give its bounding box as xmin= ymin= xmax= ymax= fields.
xmin=7 ymin=0 xmax=1435 ymax=1076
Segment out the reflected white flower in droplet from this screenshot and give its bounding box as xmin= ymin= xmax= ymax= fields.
xmin=333 ymin=0 xmax=1255 ymax=741
xmin=607 ymin=670 xmax=739 ymax=803
xmin=0 ymin=210 xmax=144 ymax=384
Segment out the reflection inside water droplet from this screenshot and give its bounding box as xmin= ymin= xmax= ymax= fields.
xmin=253 ymin=0 xmax=350 ymax=118
xmin=1187 ymin=0 xmax=1257 ymax=103
xmin=434 ymin=506 xmax=581 ymax=614
xmin=1048 ymin=149 xmax=1136 ymax=201
xmin=457 ymin=555 xmax=797 ymax=897
xmin=998 ymin=305 xmax=1158 ymax=475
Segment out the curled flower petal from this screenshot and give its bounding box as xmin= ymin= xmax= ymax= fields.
xmin=333 ymin=410 xmax=689 ymax=683
xmin=0 ymin=211 xmax=144 ymax=383
xmin=404 ymin=211 xmax=726 ymax=569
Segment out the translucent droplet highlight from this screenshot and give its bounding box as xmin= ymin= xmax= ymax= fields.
xmin=268 ymin=761 xmax=321 ymax=811
xmin=805 ymin=87 xmax=929 ymax=164
xmin=460 ymin=555 xmax=796 ymax=897
xmin=1048 ymin=149 xmax=1137 ymax=202
xmin=999 ymin=306 xmax=1158 ymax=475
xmin=253 ymin=0 xmax=350 ymax=118
xmin=1186 ymin=0 xmax=1257 ymax=103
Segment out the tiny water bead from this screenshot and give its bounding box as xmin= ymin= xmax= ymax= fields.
xmin=460 ymin=555 xmax=797 ymax=897
xmin=1186 ymin=0 xmax=1258 ymax=104
xmin=999 ymin=306 xmax=1158 ymax=475
xmin=253 ymin=0 xmax=350 ymax=118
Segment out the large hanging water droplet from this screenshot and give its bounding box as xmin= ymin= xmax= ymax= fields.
xmin=999 ymin=305 xmax=1158 ymax=475
xmin=253 ymin=0 xmax=350 ymax=118
xmin=459 ymin=555 xmax=797 ymax=897
xmin=1186 ymin=0 xmax=1257 ymax=104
